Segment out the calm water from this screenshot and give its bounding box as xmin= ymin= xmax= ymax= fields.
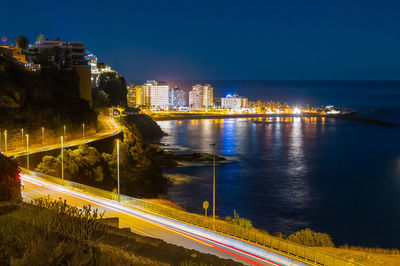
xmin=158 ymin=81 xmax=400 ymax=248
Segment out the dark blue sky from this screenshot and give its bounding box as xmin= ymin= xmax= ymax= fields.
xmin=3 ymin=0 xmax=400 ymax=81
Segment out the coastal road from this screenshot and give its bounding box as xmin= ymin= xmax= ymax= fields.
xmin=8 ymin=116 xmax=121 ymax=159
xmin=21 ymin=174 xmax=302 ymax=266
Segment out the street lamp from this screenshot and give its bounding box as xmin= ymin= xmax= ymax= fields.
xmin=210 ymin=143 xmax=216 ymax=230
xmin=82 ymin=123 xmax=85 ymax=139
xmin=63 ymin=125 xmax=66 ymax=139
xmin=21 ymin=128 xmax=24 ymax=148
xmin=41 ymin=127 xmax=44 ymax=146
xmin=116 ymin=139 xmax=120 ymax=202
xmin=3 ymin=130 xmax=7 ymax=153
xmin=61 ymin=136 xmax=64 ymax=182
xmin=26 ymin=134 xmax=29 ymax=170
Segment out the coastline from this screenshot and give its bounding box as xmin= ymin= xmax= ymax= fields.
xmin=152 ymin=113 xmax=396 ymax=126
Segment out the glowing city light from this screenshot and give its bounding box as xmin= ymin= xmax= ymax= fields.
xmin=293 ymin=108 xmax=302 ymax=114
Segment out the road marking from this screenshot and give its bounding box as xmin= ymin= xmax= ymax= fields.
xmin=22 ymin=177 xmax=283 ymax=266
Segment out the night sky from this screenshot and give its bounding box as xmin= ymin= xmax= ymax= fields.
xmin=3 ymin=0 xmax=400 ymax=81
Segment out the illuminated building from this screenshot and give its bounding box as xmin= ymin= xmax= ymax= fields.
xmin=0 ymin=46 xmax=28 ymax=65
xmin=87 ymin=52 xmax=100 ymax=88
xmin=221 ymin=93 xmax=248 ymax=110
xmin=136 ymin=81 xmax=169 ymax=109
xmin=170 ymin=86 xmax=188 ymax=107
xmin=127 ymin=84 xmax=136 ymax=108
xmin=28 ymin=38 xmax=92 ymax=106
xmin=189 ymin=84 xmax=213 ymax=110
xmin=29 ymin=39 xmax=88 ymax=66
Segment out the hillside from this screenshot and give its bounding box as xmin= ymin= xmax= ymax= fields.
xmin=0 ymin=54 xmax=97 ymax=148
xmin=0 ymin=199 xmax=241 ymax=265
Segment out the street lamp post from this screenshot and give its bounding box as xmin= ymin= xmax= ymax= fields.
xmin=117 ymin=139 xmax=120 ymax=202
xmin=82 ymin=123 xmax=85 ymax=139
xmin=26 ymin=135 xmax=29 ymax=170
xmin=4 ymin=130 xmax=7 ymax=153
xmin=210 ymin=143 xmax=216 ymax=230
xmin=41 ymin=127 xmax=44 ymax=146
xmin=61 ymin=136 xmax=64 ymax=182
xmin=20 ymin=129 xmax=23 ymax=148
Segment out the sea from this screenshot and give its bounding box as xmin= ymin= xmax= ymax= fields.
xmin=156 ymin=80 xmax=400 ymax=249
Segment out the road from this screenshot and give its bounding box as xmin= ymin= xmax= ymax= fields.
xmin=21 ymin=174 xmax=303 ymax=266
xmin=8 ymin=116 xmax=121 ymax=159
xmin=10 ymin=115 xmax=304 ymax=265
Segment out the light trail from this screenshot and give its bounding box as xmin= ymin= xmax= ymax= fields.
xmin=21 ymin=174 xmax=303 ymax=266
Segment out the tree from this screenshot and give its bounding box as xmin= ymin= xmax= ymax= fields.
xmin=98 ymin=71 xmax=127 ymax=106
xmin=16 ymin=36 xmax=29 ymax=50
xmin=230 ymin=210 xmax=253 ymax=230
xmin=92 ymin=89 xmax=111 ymax=108
xmin=36 ymin=155 xmax=61 ymax=177
xmin=287 ymin=228 xmax=334 ymax=247
xmin=36 ymin=34 xmax=45 ymax=42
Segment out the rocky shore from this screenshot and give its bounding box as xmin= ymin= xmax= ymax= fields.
xmin=331 ymin=114 xmax=396 ymax=127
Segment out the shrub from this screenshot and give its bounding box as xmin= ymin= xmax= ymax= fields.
xmin=0 ymin=198 xmax=107 ymax=264
xmin=230 ymin=210 xmax=253 ymax=230
xmin=287 ymin=228 xmax=334 ymax=247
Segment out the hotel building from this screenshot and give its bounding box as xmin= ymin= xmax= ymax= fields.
xmin=136 ymin=81 xmax=169 ymax=109
xmin=189 ymin=84 xmax=213 ymax=110
xmin=127 ymin=84 xmax=136 ymax=108
xmin=170 ymin=87 xmax=188 ymax=107
xmin=221 ymin=93 xmax=248 ymax=110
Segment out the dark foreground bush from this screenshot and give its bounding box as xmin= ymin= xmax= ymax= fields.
xmin=0 ymin=197 xmax=107 ymax=265
xmin=0 ymin=198 xmax=241 ymax=265
xmin=288 ymin=228 xmax=334 ymax=247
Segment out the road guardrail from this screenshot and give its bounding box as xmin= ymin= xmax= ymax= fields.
xmin=21 ymin=168 xmax=363 ymax=266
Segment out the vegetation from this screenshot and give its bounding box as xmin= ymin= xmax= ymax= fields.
xmin=37 ymin=145 xmax=113 ymax=186
xmin=339 ymin=245 xmax=400 ymax=255
xmin=229 ymin=210 xmax=253 ymax=230
xmin=36 ymin=134 xmax=167 ymax=198
xmin=98 ymin=71 xmax=127 ymax=107
xmin=287 ymin=228 xmax=334 ymax=247
xmin=121 ymin=114 xmax=166 ymax=142
xmin=0 ymin=154 xmax=21 ymax=201
xmin=92 ymin=88 xmax=111 ymax=108
xmin=0 ymin=197 xmax=107 ymax=265
xmin=36 ymin=33 xmax=45 ymax=42
xmin=0 ymin=198 xmax=241 ymax=265
xmin=0 ymin=53 xmax=97 ymax=148
xmin=314 ymin=246 xmax=400 ymax=266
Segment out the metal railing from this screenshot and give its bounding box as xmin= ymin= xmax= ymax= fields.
xmin=21 ymin=168 xmax=363 ymax=266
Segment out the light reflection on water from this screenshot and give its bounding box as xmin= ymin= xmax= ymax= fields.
xmin=158 ymin=117 xmax=400 ymax=248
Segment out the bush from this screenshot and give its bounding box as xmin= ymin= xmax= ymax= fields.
xmin=230 ymin=210 xmax=253 ymax=230
xmin=287 ymin=228 xmax=334 ymax=247
xmin=0 ymin=154 xmax=21 ymax=201
xmin=0 ymin=198 xmax=107 ymax=264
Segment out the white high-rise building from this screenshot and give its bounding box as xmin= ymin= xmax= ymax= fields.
xmin=144 ymin=80 xmax=169 ymax=109
xmin=189 ymin=84 xmax=213 ymax=110
xmin=221 ymin=93 xmax=248 ymax=110
xmin=87 ymin=52 xmax=100 ymax=88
